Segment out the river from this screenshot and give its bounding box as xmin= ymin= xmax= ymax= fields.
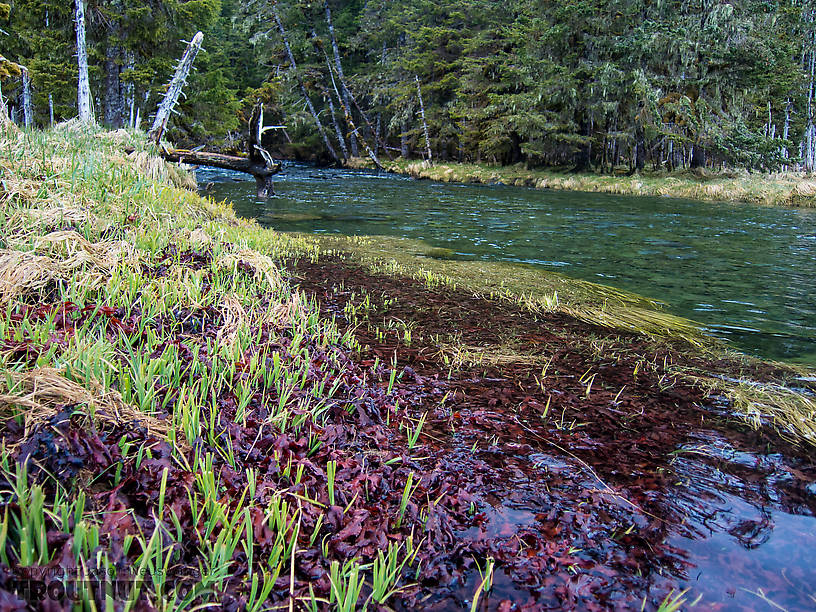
xmin=199 ymin=163 xmax=816 ymax=365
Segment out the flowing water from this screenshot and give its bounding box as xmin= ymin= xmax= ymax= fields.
xmin=200 ymin=164 xmax=816 ymax=364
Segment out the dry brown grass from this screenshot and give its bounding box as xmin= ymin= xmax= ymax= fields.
xmin=216 ymin=293 xmax=249 ymax=347
xmin=436 ymin=342 xmax=550 ymax=368
xmin=126 ymin=150 xmax=198 ymax=191
xmin=0 ymin=172 xmax=40 ymax=204
xmin=0 ymin=367 xmax=174 ymax=447
xmin=189 ymin=227 xmax=212 ymax=247
xmin=266 ymin=291 xmax=309 ymax=330
xmin=216 ymin=249 xmax=281 ymax=290
xmin=0 ymin=231 xmax=139 ymax=304
xmin=23 ymin=204 xmax=98 ymax=229
xmin=52 ymin=118 xmax=93 ymax=135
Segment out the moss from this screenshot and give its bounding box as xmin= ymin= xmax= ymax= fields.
xmin=423 ymin=247 xmax=458 ymax=260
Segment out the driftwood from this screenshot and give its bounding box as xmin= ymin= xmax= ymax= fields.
xmin=158 ymin=102 xmax=281 ymax=198
xmin=145 ymin=34 xmax=280 ymax=197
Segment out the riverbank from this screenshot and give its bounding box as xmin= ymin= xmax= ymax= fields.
xmin=0 ymin=126 xmax=814 ymax=610
xmin=346 ymin=157 xmax=816 ymax=207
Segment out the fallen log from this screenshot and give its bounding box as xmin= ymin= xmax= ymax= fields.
xmin=158 ymin=102 xmax=282 ymax=198
xmin=159 ymin=148 xmax=281 ymax=197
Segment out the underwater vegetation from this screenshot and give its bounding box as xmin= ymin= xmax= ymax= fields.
xmin=0 ymin=127 xmax=813 ymax=610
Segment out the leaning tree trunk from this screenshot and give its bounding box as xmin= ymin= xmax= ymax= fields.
xmin=75 ymin=0 xmax=92 ymax=123
xmin=324 ymin=1 xmax=357 ymax=157
xmin=343 ymin=73 xmax=393 ymax=160
xmin=309 ymin=30 xmax=348 ymax=160
xmin=375 ymin=42 xmax=386 ymax=158
xmin=273 ymin=4 xmax=338 ymax=162
xmin=324 ymin=59 xmax=382 ymax=168
xmin=148 ymin=32 xmax=203 ymax=142
xmin=327 ymin=94 xmax=349 ymax=161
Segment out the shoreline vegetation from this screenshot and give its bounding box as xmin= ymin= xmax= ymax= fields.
xmin=1 ymin=126 xmax=815 ymax=610
xmin=345 ymin=157 xmax=816 ymax=207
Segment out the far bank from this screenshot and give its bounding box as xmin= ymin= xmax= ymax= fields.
xmin=345 ymin=157 xmax=816 ymax=207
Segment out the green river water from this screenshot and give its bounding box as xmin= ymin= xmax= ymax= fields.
xmin=200 ymin=164 xmax=816 ymax=365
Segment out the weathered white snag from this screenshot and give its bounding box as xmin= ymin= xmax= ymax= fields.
xmin=74 ymin=0 xmax=92 ymax=123
xmin=148 ymin=32 xmax=203 ymax=143
xmin=324 ymin=1 xmax=357 ymax=157
xmin=21 ymin=67 xmax=33 ymax=128
xmin=416 ymin=76 xmax=432 ymax=162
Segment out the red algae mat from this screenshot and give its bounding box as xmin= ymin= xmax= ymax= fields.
xmin=292 ymin=258 xmax=816 ymax=611
xmin=0 ymin=249 xmax=814 ymax=611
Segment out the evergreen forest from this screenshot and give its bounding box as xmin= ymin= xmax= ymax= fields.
xmin=3 ymin=0 xmax=816 ymax=172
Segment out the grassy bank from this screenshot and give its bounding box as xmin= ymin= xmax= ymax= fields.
xmin=0 ymin=126 xmax=814 ymax=610
xmin=346 ymin=157 xmax=816 ymax=207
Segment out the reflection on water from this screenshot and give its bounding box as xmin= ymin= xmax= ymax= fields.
xmin=200 ymin=164 xmax=816 ymax=364
xmin=666 ymin=432 xmax=816 ymax=609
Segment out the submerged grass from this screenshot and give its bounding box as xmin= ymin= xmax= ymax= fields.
xmin=290 ymin=232 xmax=709 ymax=346
xmin=0 ymin=125 xmax=813 ymax=610
xmin=346 ymin=157 xmax=816 ymax=208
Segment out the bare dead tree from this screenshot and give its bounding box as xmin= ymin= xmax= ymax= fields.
xmin=415 ymin=75 xmax=432 ymax=162
xmin=320 ymin=48 xmax=382 ymax=168
xmin=148 ymin=32 xmax=204 ymax=142
xmin=20 ymin=66 xmax=32 ymax=127
xmin=74 ymin=0 xmax=93 ymax=123
xmin=45 ymin=8 xmax=54 ymax=126
xmin=324 ymin=1 xmax=357 ymax=156
xmin=327 ymin=92 xmax=349 ymax=160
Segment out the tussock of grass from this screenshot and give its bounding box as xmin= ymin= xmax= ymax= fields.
xmin=126 ymin=149 xmax=198 ymax=191
xmin=345 ymin=157 xmax=816 ymax=207
xmin=728 ymin=382 xmax=816 ymax=446
xmin=0 ymin=231 xmax=138 ymax=305
xmin=0 ymin=367 xmax=173 ymax=445
xmin=216 ymin=248 xmax=281 ymax=290
xmin=14 ymin=202 xmax=100 ymax=231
